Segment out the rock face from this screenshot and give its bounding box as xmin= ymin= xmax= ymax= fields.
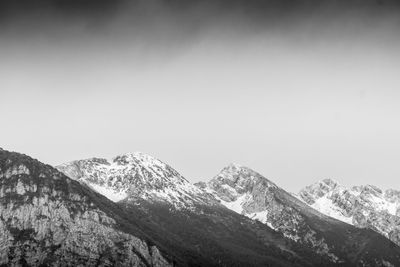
xmin=202 ymin=164 xmax=338 ymax=261
xmin=58 ymin=155 xmax=339 ymax=266
xmin=200 ymin=164 xmax=400 ymax=266
xmin=299 ymin=179 xmax=400 ymax=246
xmin=0 ymin=149 xmax=172 ymax=266
xmin=57 ymin=152 xmax=215 ymax=209
xmin=55 ymin=152 xmax=400 ymax=266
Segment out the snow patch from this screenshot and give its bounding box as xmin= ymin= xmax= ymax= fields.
xmin=247 ymin=210 xmax=268 ymax=223
xmin=219 ymin=194 xmax=249 ymax=214
xmin=311 ymin=195 xmax=353 ymax=225
xmin=89 ymin=183 xmax=127 ymax=202
xmin=386 ymin=202 xmax=398 ymax=216
xmin=364 ymin=194 xmax=400 ymax=216
xmin=246 ymin=210 xmax=276 ymax=229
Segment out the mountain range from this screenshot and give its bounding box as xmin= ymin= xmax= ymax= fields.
xmin=1 ymin=147 xmax=399 ymax=266
xmin=299 ymin=179 xmax=400 ymax=246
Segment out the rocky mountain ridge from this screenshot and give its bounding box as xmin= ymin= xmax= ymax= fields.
xmin=57 ymin=152 xmax=216 ymax=209
xmin=56 ymin=152 xmax=337 ymax=266
xmin=198 ymin=163 xmax=400 ymax=266
xmin=57 ymin=153 xmax=400 ymax=266
xmin=0 ymin=149 xmax=172 ymax=266
xmin=299 ymin=178 xmax=400 ymax=246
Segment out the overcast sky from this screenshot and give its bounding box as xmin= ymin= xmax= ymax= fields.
xmin=1 ymin=1 xmax=400 ymax=192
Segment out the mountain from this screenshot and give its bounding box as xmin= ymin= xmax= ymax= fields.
xmin=299 ymin=179 xmax=400 ymax=246
xmin=199 ymin=163 xmax=400 ymax=266
xmin=0 ymin=148 xmax=172 ymax=266
xmin=57 ymin=153 xmax=339 ymax=267
xmin=58 ymin=154 xmax=400 ymax=266
xmin=57 ymin=152 xmax=215 ymax=208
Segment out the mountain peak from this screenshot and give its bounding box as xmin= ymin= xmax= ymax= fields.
xmin=0 ymin=148 xmax=172 ymax=266
xmin=206 ymin=164 xmax=276 ymax=204
xmin=57 ymin=152 xmax=215 ymax=208
xmin=299 ymin=178 xmax=341 ymax=205
xmin=298 ymin=179 xmax=400 ymax=245
xmin=320 ymin=178 xmax=340 ymax=187
xmin=201 ymin=164 xmax=400 ymax=265
xmin=215 ymin=163 xmax=246 ymax=177
xmin=111 ymin=151 xmax=162 ymax=165
xmin=216 ymin=163 xmax=269 ymax=182
xmin=351 ymin=184 xmax=383 ymax=196
xmin=225 ymin=162 xmax=244 ymax=169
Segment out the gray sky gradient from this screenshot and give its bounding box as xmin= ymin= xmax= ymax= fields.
xmin=1 ymin=3 xmax=400 ymax=192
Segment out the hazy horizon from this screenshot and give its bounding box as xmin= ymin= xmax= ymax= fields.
xmin=1 ymin=0 xmax=400 ymax=192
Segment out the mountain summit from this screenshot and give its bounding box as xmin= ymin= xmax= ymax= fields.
xmin=200 ymin=164 xmax=400 ymax=265
xmin=0 ymin=149 xmax=172 ymax=266
xmin=58 ymin=154 xmax=334 ymax=266
xmin=57 ymin=152 xmax=215 ymax=208
xmin=299 ymin=179 xmax=400 ymax=245
xmin=16 ymin=150 xmax=399 ymax=267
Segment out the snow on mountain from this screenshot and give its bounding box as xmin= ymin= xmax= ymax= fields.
xmin=200 ymin=164 xmax=400 ymax=265
xmin=200 ymin=164 xmax=346 ymax=262
xmin=0 ymin=149 xmax=172 ymax=266
xmin=57 ymin=157 xmax=340 ymax=266
xmin=310 ymin=194 xmax=353 ymax=224
xmin=54 ymin=153 xmax=400 ymax=266
xmin=57 ymin=152 xmax=216 ymax=209
xmin=89 ymin=182 xmax=128 ymax=202
xmin=201 ymin=163 xmax=279 ymax=221
xmin=299 ymin=179 xmax=400 ymax=246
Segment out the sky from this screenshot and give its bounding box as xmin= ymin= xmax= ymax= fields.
xmin=1 ymin=0 xmax=400 ymax=192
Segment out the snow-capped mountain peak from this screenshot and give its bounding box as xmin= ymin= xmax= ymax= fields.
xmin=0 ymin=148 xmax=172 ymax=266
xmin=208 ymin=163 xmax=277 ymax=201
xmin=57 ymin=152 xmax=214 ymax=208
xmin=110 ymin=152 xmax=185 ymax=180
xmin=201 ymin=165 xmax=400 ymax=264
xmin=299 ymin=179 xmax=400 ymax=246
xmin=298 ymin=178 xmax=341 ymax=205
